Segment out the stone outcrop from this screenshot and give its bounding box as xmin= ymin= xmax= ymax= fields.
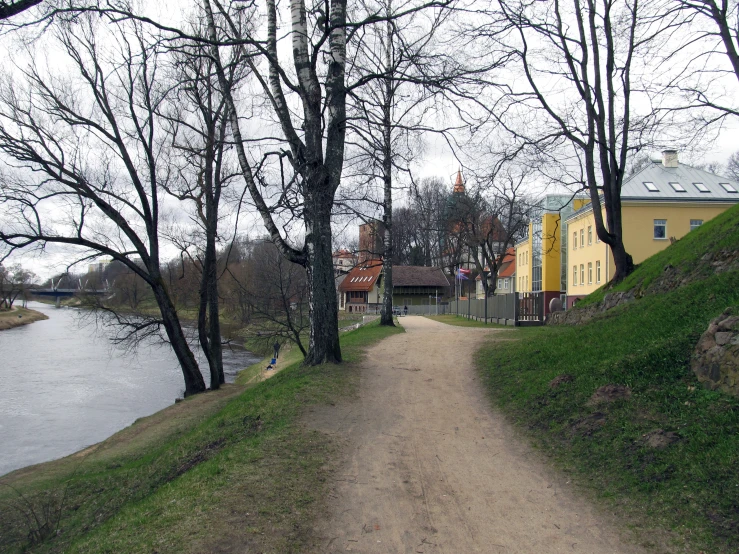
xmin=692 ymin=308 xmax=739 ymax=396
xmin=548 ymin=291 xmax=635 ymax=326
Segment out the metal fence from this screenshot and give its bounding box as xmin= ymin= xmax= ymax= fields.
xmin=447 ymin=292 xmax=543 ymax=326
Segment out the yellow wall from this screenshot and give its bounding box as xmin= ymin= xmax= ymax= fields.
xmin=515 ymin=226 xmax=532 ymax=292
xmin=621 ymin=203 xmax=730 ymax=265
xmin=541 ymin=213 xmax=563 ymax=292
xmin=566 ymin=201 xmax=734 ymax=296
xmin=566 ymin=209 xmax=609 ymax=297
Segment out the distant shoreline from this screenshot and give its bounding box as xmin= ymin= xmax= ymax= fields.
xmin=0 ymin=306 xmax=49 ymax=331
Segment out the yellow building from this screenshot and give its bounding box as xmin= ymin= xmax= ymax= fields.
xmin=565 ymin=150 xmax=739 ymax=306
xmin=515 ymin=195 xmax=588 ymax=314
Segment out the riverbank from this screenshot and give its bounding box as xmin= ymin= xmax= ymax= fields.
xmin=0 ymin=306 xmax=48 ymax=331
xmin=0 ymin=320 xmax=404 ymax=553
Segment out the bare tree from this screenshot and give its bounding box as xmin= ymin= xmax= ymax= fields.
xmin=449 ymin=170 xmax=532 ymax=296
xmin=671 ymin=1 xmax=739 ymax=118
xmin=0 ymin=14 xmax=207 ymax=395
xmin=0 ymin=263 xmax=36 ymax=309
xmin=485 ymin=0 xmax=681 ymax=283
xmin=0 ymin=0 xmax=41 ymax=20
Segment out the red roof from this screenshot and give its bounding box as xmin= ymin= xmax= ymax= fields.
xmin=474 ymin=248 xmax=516 ymax=279
xmin=338 ymin=260 xmax=383 ymax=292
xmin=333 ymin=249 xmax=355 ymax=259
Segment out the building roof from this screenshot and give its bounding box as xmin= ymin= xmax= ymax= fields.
xmin=620 ymin=161 xmax=739 ymax=201
xmin=567 ymin=159 xmax=739 ymax=222
xmin=332 ymin=249 xmax=355 ymax=259
xmin=473 ymin=248 xmax=516 ymax=280
xmin=498 ymin=248 xmax=516 ymax=278
xmin=393 ymin=266 xmax=450 ymax=288
xmin=453 ymin=169 xmax=465 ymax=194
xmin=338 ymin=260 xmax=383 ymax=292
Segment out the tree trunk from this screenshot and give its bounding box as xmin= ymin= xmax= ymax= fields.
xmin=304 ymin=194 xmax=342 ymax=365
xmin=152 ymin=280 xmax=206 ymax=396
xmin=380 ymin=12 xmax=395 ymax=327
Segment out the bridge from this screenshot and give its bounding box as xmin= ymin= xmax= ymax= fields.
xmin=31 ymin=278 xmax=109 ymax=307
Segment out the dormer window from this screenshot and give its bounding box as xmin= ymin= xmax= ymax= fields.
xmin=693 ymin=182 xmax=709 ymax=193
xmin=643 ymin=181 xmax=658 ymax=192
xmin=720 ymin=183 xmax=738 ymax=193
xmin=669 ymin=182 xmax=686 ymax=192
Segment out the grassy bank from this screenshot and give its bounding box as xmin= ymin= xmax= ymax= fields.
xmin=0 ymin=307 xmax=48 ymax=331
xmin=477 ymin=206 xmax=739 ymax=553
xmin=0 ymin=320 xmax=404 ymax=554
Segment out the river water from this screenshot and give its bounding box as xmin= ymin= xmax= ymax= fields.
xmin=0 ymin=302 xmax=260 ymax=477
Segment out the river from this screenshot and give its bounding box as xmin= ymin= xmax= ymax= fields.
xmin=0 ymin=302 xmax=260 ymax=477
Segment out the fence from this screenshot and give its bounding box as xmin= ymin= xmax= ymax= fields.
xmin=447 ymin=292 xmax=544 ymax=326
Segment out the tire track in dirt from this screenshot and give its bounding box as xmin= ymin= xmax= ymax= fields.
xmin=307 ymin=316 xmax=646 ymax=554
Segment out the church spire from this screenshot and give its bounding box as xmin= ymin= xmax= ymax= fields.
xmin=453 ymin=169 xmax=465 ymax=194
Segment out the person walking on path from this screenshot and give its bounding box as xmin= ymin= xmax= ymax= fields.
xmin=403 ymin=305 xmax=408 ymax=316
xmin=273 ymin=341 xmax=281 ymax=360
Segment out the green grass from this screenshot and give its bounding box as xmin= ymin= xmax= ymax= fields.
xmin=477 ymin=205 xmax=739 ymax=553
xmin=0 ymin=320 xmax=404 ymax=554
xmin=424 ymin=314 xmax=511 ymax=328
xmin=579 ymin=202 xmax=739 ymax=307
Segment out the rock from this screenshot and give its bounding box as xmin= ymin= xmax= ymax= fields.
xmin=692 ymin=307 xmax=739 ymax=397
xmin=587 ymin=384 xmax=631 ymax=405
xmin=716 ymin=332 xmax=733 ymax=346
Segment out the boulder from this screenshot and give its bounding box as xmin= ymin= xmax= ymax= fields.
xmin=692 ymin=307 xmax=739 ymax=396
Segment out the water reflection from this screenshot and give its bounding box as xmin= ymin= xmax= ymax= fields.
xmin=0 ymin=302 xmax=259 ymax=476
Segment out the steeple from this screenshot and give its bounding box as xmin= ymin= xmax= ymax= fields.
xmin=453 ymin=169 xmax=465 ymax=194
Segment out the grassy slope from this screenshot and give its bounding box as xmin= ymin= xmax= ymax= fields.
xmin=477 ymin=204 xmax=739 ymax=553
xmin=0 ymin=321 xmax=404 ymax=554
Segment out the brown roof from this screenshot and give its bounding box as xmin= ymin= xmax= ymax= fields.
xmin=393 ymin=266 xmax=450 ymax=288
xmin=453 ymin=169 xmax=465 ymax=194
xmin=338 ymin=260 xmax=383 ymax=292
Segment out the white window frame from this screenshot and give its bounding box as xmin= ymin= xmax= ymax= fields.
xmin=573 ymin=265 xmax=577 ymax=286
xmin=654 ymin=219 xmax=667 ymax=240
xmin=643 ymin=181 xmax=658 ymax=192
xmin=690 ymin=219 xmax=703 ymax=231
xmin=588 ymin=262 xmax=593 ymax=284
xmin=693 ymin=182 xmax=709 ymax=193
xmin=580 ymin=264 xmax=585 ymax=285
xmin=588 ymin=225 xmax=592 ymax=245
xmin=580 ymin=229 xmax=584 ymax=248
xmin=573 ymin=231 xmax=577 ymax=249
xmin=596 ymin=260 xmax=601 ymax=283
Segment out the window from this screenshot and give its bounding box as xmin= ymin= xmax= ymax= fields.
xmin=497 ymin=279 xmax=503 ymax=289
xmin=588 ymin=262 xmax=593 ymax=284
xmin=690 ymin=219 xmax=703 ymax=231
xmin=504 ymin=278 xmax=509 ymax=289
xmin=643 ymin=181 xmax=659 ymax=192
xmin=596 ymin=260 xmax=601 ymax=283
xmin=573 ymin=231 xmax=578 ymax=249
xmin=580 ymin=264 xmax=585 ymax=285
xmin=573 ymin=265 xmax=578 ymax=286
xmin=693 ymin=182 xmax=709 ymax=193
xmin=654 ymin=219 xmax=667 ymax=239
xmin=587 ymin=225 xmax=592 ymax=245
xmin=720 ymin=183 xmax=738 ymax=193
xmin=580 ymin=229 xmax=584 ymax=248
xmin=669 ymin=182 xmax=686 ymax=192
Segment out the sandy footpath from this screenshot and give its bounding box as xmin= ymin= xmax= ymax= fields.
xmin=308 ymin=316 xmax=645 ymax=554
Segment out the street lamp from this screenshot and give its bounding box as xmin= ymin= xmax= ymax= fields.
xmin=482 ymin=268 xmax=489 ymax=325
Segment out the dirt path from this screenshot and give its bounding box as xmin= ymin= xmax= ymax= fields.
xmin=308 ymin=316 xmax=645 ymax=554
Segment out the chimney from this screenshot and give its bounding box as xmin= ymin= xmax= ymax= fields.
xmin=662 ymin=149 xmax=678 ymax=168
